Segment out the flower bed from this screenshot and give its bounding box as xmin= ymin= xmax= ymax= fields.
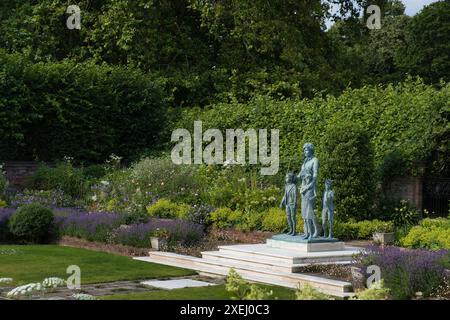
xmin=400 ymin=217 xmax=450 ymax=250
xmin=56 ymin=211 xmax=204 ymax=248
xmin=2 ymin=207 xmax=204 ymax=249
xmin=56 ymin=212 xmax=122 ymax=242
xmin=109 ymin=219 xmax=203 ymax=248
xmin=358 ymin=245 xmax=450 ymax=299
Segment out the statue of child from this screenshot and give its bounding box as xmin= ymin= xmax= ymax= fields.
xmin=280 ymin=172 xmax=298 ymax=236
xmin=322 ymin=179 xmax=334 ymax=239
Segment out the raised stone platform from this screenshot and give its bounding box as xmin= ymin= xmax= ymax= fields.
xmin=268 ymin=234 xmax=345 ymax=252
xmin=134 ymin=241 xmax=362 ymax=298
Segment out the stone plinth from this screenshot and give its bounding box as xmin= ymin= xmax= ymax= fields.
xmin=267 ymin=234 xmax=345 ymax=252
xmin=134 ymin=242 xmax=362 ymax=298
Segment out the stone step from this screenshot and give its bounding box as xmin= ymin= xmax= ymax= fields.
xmin=201 ymin=251 xmax=303 ymax=273
xmin=217 ymin=244 xmax=360 ymax=265
xmin=134 ymin=252 xmax=354 ymax=298
xmin=202 ymin=250 xmax=353 ymax=273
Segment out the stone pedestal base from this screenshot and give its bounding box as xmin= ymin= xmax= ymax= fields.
xmin=267 ymin=234 xmax=346 ymax=252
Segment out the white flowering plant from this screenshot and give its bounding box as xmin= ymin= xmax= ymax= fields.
xmin=72 ymin=293 xmax=96 ymax=300
xmin=0 ymin=278 xmax=13 ymax=284
xmin=42 ymin=277 xmax=66 ymax=289
xmin=7 ymin=283 xmax=45 ymax=298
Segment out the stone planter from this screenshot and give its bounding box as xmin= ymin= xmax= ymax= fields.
xmin=150 ymin=237 xmax=167 ymax=251
xmin=373 ymin=232 xmax=395 ymax=246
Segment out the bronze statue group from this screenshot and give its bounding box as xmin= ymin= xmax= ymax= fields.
xmin=280 ymin=143 xmax=334 ymax=240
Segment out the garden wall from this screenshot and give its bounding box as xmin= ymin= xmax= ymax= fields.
xmin=384 ymin=175 xmax=423 ymax=211
xmin=3 ymin=162 xmax=43 ymax=187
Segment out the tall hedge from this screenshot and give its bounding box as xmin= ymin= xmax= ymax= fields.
xmin=175 ymin=78 xmax=449 ymax=218
xmin=0 ymin=50 xmax=168 ymax=162
xmin=319 ymin=124 xmax=375 ymax=221
xmin=176 ymin=78 xmax=449 ymax=175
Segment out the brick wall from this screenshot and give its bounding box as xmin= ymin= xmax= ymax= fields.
xmin=3 ymin=162 xmax=41 ymax=188
xmin=384 ymin=175 xmax=423 ymax=211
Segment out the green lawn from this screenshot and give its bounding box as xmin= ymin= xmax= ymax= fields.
xmin=0 ymin=245 xmax=195 ymax=286
xmin=100 ymin=284 xmax=296 ymax=300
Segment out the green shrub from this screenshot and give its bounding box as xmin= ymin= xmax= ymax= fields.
xmin=146 ymin=199 xmax=190 ymax=219
xmin=120 ymin=211 xmax=150 ymax=225
xmin=400 ymin=217 xmax=450 ymax=250
xmin=198 ymin=165 xmax=280 ymax=213
xmin=352 ymin=280 xmax=390 ymax=300
xmin=130 ymin=157 xmax=202 ymax=204
xmin=176 ymin=79 xmax=449 ymax=217
xmin=0 ymin=51 xmax=168 ymax=162
xmin=225 ymin=269 xmax=274 ymax=300
xmin=209 ymin=206 xmax=307 ymax=233
xmin=354 ymin=220 xmax=394 ymax=238
xmin=0 ymin=166 xmax=7 ymax=195
xmin=25 ymin=163 xmax=89 ymax=198
xmin=82 ymin=165 xmax=107 ymax=180
xmin=334 ymin=220 xmax=394 ymax=240
xmin=88 ymin=156 xmax=204 ymax=215
xmin=319 ymin=123 xmax=375 ymax=221
xmin=390 ymin=200 xmax=421 ymax=227
xmin=295 ymin=283 xmax=331 ymax=300
xmin=262 ymin=208 xmax=287 ymax=232
xmin=8 ymin=204 xmax=54 ymax=243
xmin=236 ymin=211 xmax=265 ymax=232
xmin=208 ymin=208 xmax=243 ymax=229
xmin=333 ymin=221 xmax=360 ymax=240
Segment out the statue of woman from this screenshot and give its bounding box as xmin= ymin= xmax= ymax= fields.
xmin=298 ymin=143 xmax=320 ymax=240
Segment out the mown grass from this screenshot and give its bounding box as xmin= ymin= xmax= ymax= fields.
xmin=0 ymin=245 xmax=194 ymax=286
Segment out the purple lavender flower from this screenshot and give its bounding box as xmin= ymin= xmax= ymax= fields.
xmin=0 ymin=208 xmax=15 ymax=241
xmin=57 ymin=211 xmax=122 ymax=242
xmin=359 ymin=245 xmax=449 ymax=299
xmin=109 ymin=218 xmax=204 ymax=248
xmin=0 ymin=208 xmax=15 ymax=225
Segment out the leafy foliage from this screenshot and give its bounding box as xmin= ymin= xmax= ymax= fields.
xmin=334 ymin=219 xmax=395 ymax=240
xmin=389 ymin=200 xmax=421 ymax=227
xmin=0 ymin=50 xmax=168 ymax=162
xmin=225 ymin=269 xmax=274 ymax=300
xmin=208 ymin=208 xmax=242 ymax=230
xmin=352 ymin=280 xmax=390 ymax=300
xmin=25 ymin=162 xmax=89 ymax=198
xmin=397 ymin=1 xmax=450 ymax=84
xmin=8 ymin=204 xmax=54 ymax=243
xmin=176 ymin=79 xmax=449 ymax=218
xmin=146 ymin=199 xmax=190 ymax=219
xmin=400 ymin=217 xmax=450 ymax=250
xmin=0 ymin=166 xmax=7 ymax=196
xmin=262 ymin=208 xmax=288 ymax=233
xmin=295 ymin=283 xmax=331 ymax=300
xmin=320 ymin=123 xmax=375 ymax=221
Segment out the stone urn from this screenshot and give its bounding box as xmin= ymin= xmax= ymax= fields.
xmin=373 ymin=232 xmax=395 ymax=246
xmin=150 ymin=237 xmax=167 ymax=251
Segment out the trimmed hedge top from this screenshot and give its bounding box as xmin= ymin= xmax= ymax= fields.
xmin=0 ymin=50 xmax=168 ymax=163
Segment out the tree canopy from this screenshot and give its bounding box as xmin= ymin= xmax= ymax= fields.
xmin=1 ymin=0 xmax=447 ymax=107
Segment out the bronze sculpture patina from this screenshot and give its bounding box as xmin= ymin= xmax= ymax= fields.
xmin=322 ymin=179 xmax=334 ymax=239
xmin=273 ymin=142 xmax=339 ymax=243
xmin=280 ymin=172 xmax=298 ymax=236
xmin=298 ymin=143 xmax=320 ymax=240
